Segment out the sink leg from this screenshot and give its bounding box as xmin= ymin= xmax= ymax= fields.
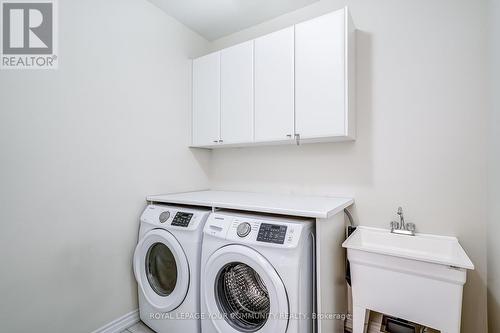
xmin=352 ymin=306 xmax=369 ymax=333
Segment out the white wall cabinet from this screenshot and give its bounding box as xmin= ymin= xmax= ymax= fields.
xmin=221 ymin=41 xmax=254 ymax=144
xmin=191 ymin=7 xmax=355 ymax=148
xmin=254 ymin=27 xmax=295 ymax=142
xmin=295 ymin=9 xmax=355 ymax=140
xmin=192 ymin=52 xmax=221 ymax=146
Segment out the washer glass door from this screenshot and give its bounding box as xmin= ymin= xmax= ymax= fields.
xmin=204 ymin=245 xmax=289 ymax=333
xmin=217 ymin=262 xmax=270 ymax=331
xmin=134 ymin=229 xmax=189 ymax=312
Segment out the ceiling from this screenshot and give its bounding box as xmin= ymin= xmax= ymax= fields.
xmin=148 ymin=0 xmax=319 ymax=40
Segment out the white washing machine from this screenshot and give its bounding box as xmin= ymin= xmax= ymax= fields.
xmin=201 ymin=211 xmax=315 ymax=333
xmin=133 ymin=204 xmax=211 ymax=333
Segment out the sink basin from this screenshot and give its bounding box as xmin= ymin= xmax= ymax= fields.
xmin=342 ymin=226 xmax=474 ymax=269
xmin=342 ymin=227 xmax=474 ymax=333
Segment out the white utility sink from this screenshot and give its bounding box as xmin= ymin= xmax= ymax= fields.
xmin=343 ymin=227 xmax=474 ymax=333
xmin=343 ymin=226 xmax=474 ymax=269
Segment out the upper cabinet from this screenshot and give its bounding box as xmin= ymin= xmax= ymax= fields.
xmin=191 ymin=7 xmax=355 ymax=148
xmin=254 ymin=27 xmax=295 ymax=142
xmin=295 ymin=9 xmax=354 ymax=139
xmin=220 ymin=41 xmax=254 ymax=144
xmin=192 ymin=52 xmax=220 ymax=146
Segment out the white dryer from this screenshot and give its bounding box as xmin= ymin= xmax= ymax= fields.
xmin=201 ymin=211 xmax=315 ymax=333
xmin=134 ymin=204 xmax=211 ymax=333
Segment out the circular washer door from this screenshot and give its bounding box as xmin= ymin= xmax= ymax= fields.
xmin=204 ymin=245 xmax=289 ymax=333
xmin=133 ymin=229 xmax=189 ymax=312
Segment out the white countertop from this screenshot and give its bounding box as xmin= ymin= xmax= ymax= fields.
xmin=146 ymin=190 xmax=354 ymax=219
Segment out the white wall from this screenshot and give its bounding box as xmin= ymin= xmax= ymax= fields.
xmin=207 ymin=0 xmax=488 ymax=331
xmin=488 ymin=0 xmax=500 ymax=331
xmin=0 ymin=0 xmax=210 ymax=332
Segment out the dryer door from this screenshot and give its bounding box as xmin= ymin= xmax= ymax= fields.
xmin=204 ymin=245 xmax=289 ymax=333
xmin=133 ymin=229 xmax=189 ymax=312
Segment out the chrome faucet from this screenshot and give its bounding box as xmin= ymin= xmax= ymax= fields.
xmin=390 ymin=207 xmax=416 ymax=236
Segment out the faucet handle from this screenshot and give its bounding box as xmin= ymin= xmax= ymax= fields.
xmin=390 ymin=221 xmax=399 ymax=230
xmin=397 ymin=206 xmax=404 ymax=217
xmin=406 ymin=223 xmax=416 ymax=233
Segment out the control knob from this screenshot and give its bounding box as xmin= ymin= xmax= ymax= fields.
xmin=159 ymin=211 xmax=170 ymax=223
xmin=237 ymin=222 xmax=252 ymax=238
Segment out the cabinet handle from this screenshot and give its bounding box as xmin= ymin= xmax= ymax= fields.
xmin=218 ymin=139 xmax=223 ymax=143
xmin=213 ymin=140 xmax=218 ymax=143
xmin=294 ymin=133 xmax=300 ymax=146
xmin=286 ymin=134 xmax=292 ymax=138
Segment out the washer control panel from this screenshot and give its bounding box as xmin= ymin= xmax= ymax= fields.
xmin=205 ymin=212 xmax=311 ymax=248
xmin=257 ymin=223 xmax=288 ymax=244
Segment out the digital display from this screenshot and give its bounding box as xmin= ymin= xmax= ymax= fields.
xmin=257 ymin=223 xmax=287 ymax=244
xmin=171 ymin=212 xmax=193 ymax=227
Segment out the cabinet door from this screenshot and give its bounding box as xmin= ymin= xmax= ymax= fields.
xmin=254 ymin=27 xmax=294 ymax=142
xmin=220 ymin=41 xmax=254 ymax=144
xmin=192 ymin=52 xmax=220 ymax=146
xmin=295 ymin=9 xmax=346 ymax=138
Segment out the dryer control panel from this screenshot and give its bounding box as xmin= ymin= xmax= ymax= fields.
xmin=204 ymin=212 xmax=313 ymax=248
xmin=141 ymin=204 xmax=210 ymax=231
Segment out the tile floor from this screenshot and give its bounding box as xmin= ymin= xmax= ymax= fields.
xmin=121 ymin=321 xmax=155 ymax=333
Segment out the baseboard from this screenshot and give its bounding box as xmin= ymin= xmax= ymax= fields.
xmin=91 ymin=309 xmax=140 ymax=333
xmin=345 ymin=317 xmax=381 ymax=333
